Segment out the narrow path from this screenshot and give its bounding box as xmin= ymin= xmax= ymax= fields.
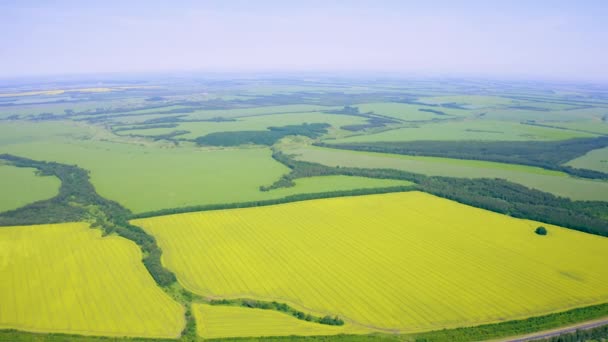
xmin=495 ymin=316 xmax=608 ymax=342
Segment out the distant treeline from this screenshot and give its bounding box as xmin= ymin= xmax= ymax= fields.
xmin=318 ymin=137 xmax=608 ymax=179
xmin=0 ymin=154 xmax=176 ymax=287
xmin=327 ymin=105 xmax=401 ymax=131
xmin=195 ymin=123 xmax=330 ymax=146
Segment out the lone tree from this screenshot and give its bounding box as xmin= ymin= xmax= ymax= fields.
xmin=535 ymin=226 xmax=548 ymax=235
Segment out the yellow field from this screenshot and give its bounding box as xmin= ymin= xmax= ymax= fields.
xmin=194 ymin=304 xmax=370 ymax=338
xmin=0 ymin=222 xmax=184 ymax=337
xmin=135 ymin=192 xmax=608 ymax=333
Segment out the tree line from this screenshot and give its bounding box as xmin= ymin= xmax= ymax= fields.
xmin=317 ymin=136 xmax=608 ymax=179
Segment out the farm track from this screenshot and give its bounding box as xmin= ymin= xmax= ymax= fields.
xmin=497 ymin=316 xmax=608 ymax=341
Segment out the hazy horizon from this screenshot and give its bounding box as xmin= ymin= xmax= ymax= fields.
xmin=2 ymin=0 xmax=607 ymax=82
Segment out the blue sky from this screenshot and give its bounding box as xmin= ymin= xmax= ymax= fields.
xmin=1 ymin=0 xmax=607 ymax=81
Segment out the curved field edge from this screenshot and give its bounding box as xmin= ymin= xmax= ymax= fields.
xmin=1 ymin=303 xmax=607 ymax=342
xmin=0 ymin=164 xmax=60 ymax=212
xmin=133 ymin=192 xmax=608 ymax=333
xmin=193 ymin=304 xmax=370 ymax=339
xmin=0 ymin=222 xmax=184 ymax=338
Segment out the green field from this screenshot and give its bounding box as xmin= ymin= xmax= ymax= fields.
xmin=118 ymin=112 xmax=368 ymax=139
xmin=0 ymin=222 xmax=184 ymax=337
xmin=134 ymin=192 xmax=608 ymax=333
xmin=1 ymin=140 xmax=289 ymax=213
xmin=420 ymin=95 xmax=516 ymax=108
xmin=332 ymin=120 xmax=597 ymax=143
xmin=352 ymin=102 xmax=470 ymax=121
xmin=567 ymin=146 xmax=608 ymax=173
xmin=283 ymin=145 xmax=608 ymax=201
xmin=0 ymin=164 xmax=60 ymax=212
xmin=194 ymin=304 xmax=370 ymax=338
xmin=178 ymin=104 xmax=340 ymax=121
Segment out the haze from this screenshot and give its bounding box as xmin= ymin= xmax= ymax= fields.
xmin=1 ymin=0 xmax=607 ymax=81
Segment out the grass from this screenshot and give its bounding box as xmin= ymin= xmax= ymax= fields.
xmin=332 ymin=120 xmax=597 ymax=143
xmin=0 ymin=121 xmax=418 ymax=214
xmin=0 ymin=164 xmax=59 ymax=212
xmin=179 ymin=105 xmax=340 ymax=121
xmin=567 ymin=146 xmax=608 ymax=173
xmin=134 ymin=192 xmax=608 ymax=333
xmin=420 ymin=95 xmax=515 ymax=108
xmin=118 ymin=112 xmax=368 ymax=139
xmin=0 ymin=222 xmax=184 ymax=338
xmin=353 ymin=102 xmax=469 ymax=120
xmin=285 ymin=145 xmax=608 ymax=201
xmin=1 ymin=140 xmax=288 ymax=213
xmin=193 ymin=304 xmax=370 ymax=339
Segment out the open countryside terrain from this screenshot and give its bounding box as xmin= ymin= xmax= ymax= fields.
xmin=134 ymin=192 xmax=608 ymax=334
xmin=1 ymin=77 xmax=608 ymax=341
xmin=0 ymin=222 xmax=184 ymax=337
xmin=0 ymin=164 xmax=60 ymax=212
xmin=282 ymin=144 xmax=608 ymax=201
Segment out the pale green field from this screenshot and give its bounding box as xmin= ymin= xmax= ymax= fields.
xmin=567 ymin=146 xmax=608 ymax=173
xmin=332 ymin=120 xmax=596 ymax=143
xmin=483 ymin=108 xmax=606 ymax=122
xmin=420 ymin=95 xmax=515 ymax=107
xmin=134 ymin=192 xmax=608 ymax=332
xmin=0 ymin=222 xmax=184 ymax=337
xmin=119 ymin=112 xmax=368 ymax=139
xmin=284 ymin=145 xmax=608 ymax=201
xmin=181 ymin=104 xmax=340 ymax=120
xmin=0 ymin=121 xmax=414 ymax=213
xmin=193 ymin=304 xmax=371 ymax=338
xmin=354 ymin=102 xmax=469 ymax=121
xmin=0 ymin=164 xmax=60 ymax=212
xmin=1 ymin=140 xmax=289 ymax=213
xmin=0 ymin=121 xmax=100 ymax=146
xmin=546 ymin=121 xmax=608 ymax=134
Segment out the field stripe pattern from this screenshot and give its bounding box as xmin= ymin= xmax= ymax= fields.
xmin=0 ymin=222 xmax=184 ymax=337
xmin=193 ymin=304 xmax=371 ymax=338
xmin=135 ymin=192 xmax=608 ymax=333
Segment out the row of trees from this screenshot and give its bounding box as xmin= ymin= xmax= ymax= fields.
xmin=318 ymin=136 xmax=608 ymax=179
xmin=209 ymin=299 xmax=344 ymax=326
xmin=0 ymin=154 xmax=177 ymax=287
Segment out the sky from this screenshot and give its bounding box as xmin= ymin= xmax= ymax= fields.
xmin=1 ymin=0 xmax=607 ymax=81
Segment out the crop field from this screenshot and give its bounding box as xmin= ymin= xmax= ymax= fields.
xmin=1 ymin=140 xmax=290 ymax=213
xmin=193 ymin=304 xmax=371 ymax=338
xmin=0 ymin=121 xmax=101 ymax=146
xmin=353 ymin=102 xmax=472 ymax=120
xmin=285 ymin=145 xmax=608 ymax=201
xmin=567 ymin=146 xmax=608 ymax=173
xmin=114 ymin=104 xmax=340 ymax=121
xmin=332 ymin=120 xmax=597 ymax=143
xmin=0 ymin=222 xmax=184 ymax=337
xmin=482 ymin=108 xmax=607 ymax=122
xmin=118 ymin=112 xmax=368 ymax=139
xmin=0 ymin=164 xmax=60 ymax=212
xmin=420 ymin=95 xmax=516 ymax=108
xmin=134 ymin=192 xmax=608 ymax=332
